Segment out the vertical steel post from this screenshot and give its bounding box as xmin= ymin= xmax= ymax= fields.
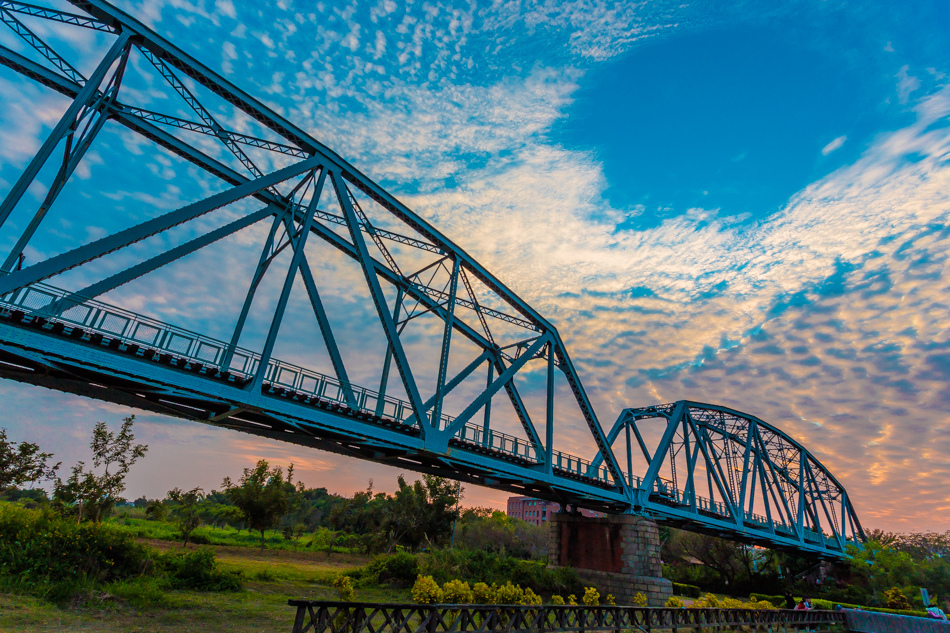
xmin=431 ymin=257 xmax=458 ymax=429
xmin=482 ymin=362 xmax=493 ymax=447
xmin=545 ymin=342 xmax=554 ymax=474
xmin=0 ymin=31 xmax=131 ymax=231
xmin=375 ymin=287 xmax=403 ymax=415
xmin=221 ymin=210 xmax=284 ymax=371
xmin=625 ymin=423 xmax=633 ymax=487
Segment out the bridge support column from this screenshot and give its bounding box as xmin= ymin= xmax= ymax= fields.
xmin=548 ymin=513 xmax=672 ymax=607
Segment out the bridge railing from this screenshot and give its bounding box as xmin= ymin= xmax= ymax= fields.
xmin=286 ymin=601 xmax=846 ymax=633
xmin=0 ymin=280 xmax=619 ymax=484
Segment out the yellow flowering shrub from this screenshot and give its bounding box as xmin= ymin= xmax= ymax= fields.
xmin=567 ymin=594 xmax=578 ymax=606
xmin=495 ymin=582 xmax=525 ymax=605
xmin=550 ymin=595 xmax=565 ymax=605
xmin=582 ymin=587 xmax=600 ymax=606
xmin=605 ymin=594 xmax=616 ymax=606
xmin=522 ymin=587 xmax=542 ymax=606
xmin=632 ymin=592 xmax=648 ymax=607
xmin=665 ymin=596 xmax=685 ymax=608
xmin=442 ymin=579 xmax=474 ymax=604
xmin=690 ymin=593 xmax=721 ymax=608
xmin=472 ymin=582 xmax=496 ymax=604
xmin=411 ymin=575 xmax=443 ymax=604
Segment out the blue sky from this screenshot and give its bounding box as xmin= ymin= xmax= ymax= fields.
xmin=1 ymin=0 xmax=950 ymax=531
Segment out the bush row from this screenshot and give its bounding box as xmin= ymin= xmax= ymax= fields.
xmin=672 ymin=582 xmax=701 ymax=598
xmin=748 ymin=592 xmax=928 ymax=618
xmin=348 ymin=550 xmax=584 ymax=596
xmin=0 ymin=504 xmax=241 ymax=603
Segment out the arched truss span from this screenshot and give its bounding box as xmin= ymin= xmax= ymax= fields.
xmin=591 ymin=401 xmax=866 ymax=556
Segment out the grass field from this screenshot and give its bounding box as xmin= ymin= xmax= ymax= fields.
xmin=0 ymin=539 xmax=408 ymax=633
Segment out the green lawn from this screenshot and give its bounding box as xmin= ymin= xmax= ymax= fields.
xmin=0 ymin=540 xmax=409 ymax=632
xmin=104 ymin=516 xmax=351 ymax=553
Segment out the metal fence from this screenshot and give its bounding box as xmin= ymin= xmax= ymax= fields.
xmin=287 ymin=602 xmax=847 ymax=633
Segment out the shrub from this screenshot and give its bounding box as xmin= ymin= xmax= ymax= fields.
xmin=495 ymin=582 xmax=524 ymax=605
xmin=416 ymin=549 xmax=582 ymax=596
xmin=884 ymin=587 xmax=911 ymax=610
xmin=523 ymin=587 xmax=542 ymax=606
xmin=0 ymin=503 xmax=150 ymax=601
xmin=690 ymin=593 xmax=720 ymax=608
xmin=673 ymin=582 xmax=702 ymax=598
xmin=582 ymin=587 xmax=600 ymax=606
xmin=442 ymin=579 xmax=474 ymax=604
xmin=412 ymin=575 xmax=443 ymax=604
xmin=158 ymin=547 xmax=243 ymax=591
xmin=665 ymin=596 xmax=685 ymax=608
xmin=604 ymin=594 xmax=616 ymax=606
xmin=473 ymin=582 xmax=496 ymax=604
xmin=567 ymin=594 xmax=578 ymax=605
xmin=809 ymin=597 xmax=927 ymax=618
xmin=750 ymin=592 xmax=786 ymax=606
xmin=333 ymin=576 xmax=354 ymax=601
xmin=550 ymin=595 xmax=565 ymax=605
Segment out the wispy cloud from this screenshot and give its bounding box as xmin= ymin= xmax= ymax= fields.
xmin=821 ymin=135 xmax=847 ymax=155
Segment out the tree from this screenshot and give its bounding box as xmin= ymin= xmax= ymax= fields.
xmin=0 ymin=427 xmax=59 ymax=492
xmin=53 ymin=415 xmax=148 ymax=522
xmin=167 ymin=487 xmax=203 ymax=547
xmin=222 ymin=460 xmax=291 ymax=552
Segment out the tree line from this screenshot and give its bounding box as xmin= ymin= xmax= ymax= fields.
xmin=0 ymin=419 xmax=546 ymax=558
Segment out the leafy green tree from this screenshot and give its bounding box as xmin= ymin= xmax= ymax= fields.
xmin=847 ymin=540 xmax=918 ymax=601
xmin=0 ymin=427 xmax=59 ymax=492
xmin=145 ymin=499 xmax=166 ymax=521
xmin=53 ymin=416 xmax=148 ymax=522
xmin=167 ymin=486 xmax=203 ymax=547
xmin=222 ymin=459 xmax=291 ymax=552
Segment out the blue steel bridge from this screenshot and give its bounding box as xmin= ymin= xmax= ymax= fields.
xmin=0 ymin=0 xmax=863 ymax=558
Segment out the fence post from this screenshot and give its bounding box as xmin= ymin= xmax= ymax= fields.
xmin=292 ymin=605 xmax=307 ymax=633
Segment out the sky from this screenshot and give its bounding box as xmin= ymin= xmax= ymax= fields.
xmin=1 ymin=0 xmax=950 ymax=532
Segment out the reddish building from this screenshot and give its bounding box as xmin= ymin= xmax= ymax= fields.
xmin=506 ymin=496 xmax=603 ymax=525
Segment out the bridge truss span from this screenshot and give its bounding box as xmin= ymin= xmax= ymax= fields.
xmin=0 ymin=0 xmax=863 ymax=558
xmin=592 ymin=401 xmax=866 ymax=554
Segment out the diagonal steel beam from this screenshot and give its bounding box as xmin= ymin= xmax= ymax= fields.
xmin=0 ymin=1 xmax=114 ymax=31
xmin=420 ymin=348 xmax=489 ymax=413
xmin=1 ymin=39 xmax=132 ymax=273
xmin=332 ymin=170 xmax=427 ymax=434
xmin=46 ymin=205 xmax=276 ymax=314
xmin=278 ymin=214 xmax=357 ymax=408
xmin=445 ymin=333 xmax=550 ymax=438
xmin=249 ymin=168 xmax=326 ymax=392
xmin=0 ymin=155 xmax=320 ymax=297
xmin=0 ymin=31 xmax=129 ymax=231
xmin=0 ymin=6 xmax=85 ymax=83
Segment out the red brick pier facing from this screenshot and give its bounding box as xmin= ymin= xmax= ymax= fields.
xmin=548 ymin=513 xmax=673 ymax=607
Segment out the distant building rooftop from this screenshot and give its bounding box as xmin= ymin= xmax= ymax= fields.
xmin=506 ymin=496 xmax=604 ymax=526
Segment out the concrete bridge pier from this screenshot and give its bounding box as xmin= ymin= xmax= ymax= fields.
xmin=548 ymin=513 xmax=673 ymax=607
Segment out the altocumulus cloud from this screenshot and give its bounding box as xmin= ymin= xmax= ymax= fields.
xmin=1 ymin=0 xmax=949 ymax=526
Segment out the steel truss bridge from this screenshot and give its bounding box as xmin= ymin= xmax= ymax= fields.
xmin=0 ymin=0 xmax=863 ymax=557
